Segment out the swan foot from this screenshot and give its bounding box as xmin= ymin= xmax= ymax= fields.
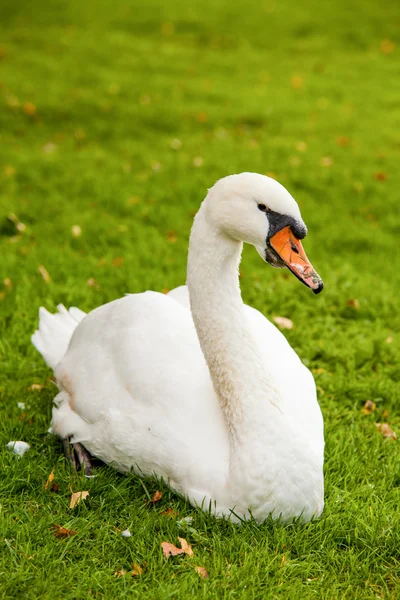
xmin=62 ymin=438 xmax=95 ymax=477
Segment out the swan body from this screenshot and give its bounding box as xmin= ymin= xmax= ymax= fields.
xmin=32 ymin=173 xmax=324 ymax=523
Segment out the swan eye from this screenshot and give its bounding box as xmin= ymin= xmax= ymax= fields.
xmin=257 ymin=203 xmax=267 ymax=212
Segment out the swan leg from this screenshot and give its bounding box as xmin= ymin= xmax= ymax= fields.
xmin=62 ymin=437 xmax=95 ymax=477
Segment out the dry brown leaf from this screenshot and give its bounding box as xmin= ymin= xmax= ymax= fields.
xmin=45 ymin=470 xmax=55 ymax=490
xmin=337 ymin=136 xmax=349 ymax=147
xmin=273 ymin=316 xmax=293 ymax=330
xmin=24 ymin=102 xmax=36 ymax=116
xmin=161 ymin=508 xmax=178 ymax=519
xmin=51 ymin=482 xmax=60 ymax=492
xmin=150 ymin=490 xmax=162 ymax=503
xmin=161 ymin=541 xmax=186 ymax=559
xmin=167 ymin=231 xmax=177 ymax=243
xmin=195 ymin=566 xmax=209 ymax=579
xmin=114 ymin=568 xmax=128 ymax=578
xmin=362 ymin=400 xmax=376 ymax=415
xmin=178 ymin=537 xmax=194 ymax=557
xmin=69 ymin=490 xmax=89 ymax=509
xmin=131 ymin=563 xmax=143 ymax=576
xmin=87 ymin=277 xmax=97 ymax=288
xmin=380 ymin=39 xmax=395 ymax=54
xmin=347 ymin=298 xmax=360 ymax=309
xmin=51 ymin=524 xmax=77 ymax=538
xmin=374 ymin=172 xmax=387 ymax=182
xmin=375 ymin=423 xmax=397 ymax=440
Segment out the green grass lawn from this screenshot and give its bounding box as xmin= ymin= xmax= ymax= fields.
xmin=1 ymin=0 xmax=399 ymax=597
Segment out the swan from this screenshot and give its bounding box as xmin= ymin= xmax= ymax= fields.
xmin=32 ymin=172 xmax=324 ymax=523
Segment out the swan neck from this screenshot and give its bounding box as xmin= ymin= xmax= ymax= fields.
xmin=187 ymin=203 xmax=278 ymax=433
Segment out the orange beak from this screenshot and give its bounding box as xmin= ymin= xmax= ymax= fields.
xmin=269 ymin=226 xmax=323 ymax=294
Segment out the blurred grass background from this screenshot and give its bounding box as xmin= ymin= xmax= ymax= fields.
xmin=0 ymin=0 xmax=399 ymax=598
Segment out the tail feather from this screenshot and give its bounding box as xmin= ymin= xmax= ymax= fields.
xmin=32 ymin=304 xmax=86 ymax=370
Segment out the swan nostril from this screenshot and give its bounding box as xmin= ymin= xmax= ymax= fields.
xmin=290 ymin=241 xmax=299 ymax=254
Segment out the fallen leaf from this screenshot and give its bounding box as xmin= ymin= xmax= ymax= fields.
xmin=167 ymin=231 xmax=177 ymax=243
xmin=150 ymin=490 xmax=162 ymax=503
xmin=45 ymin=470 xmax=55 ymax=490
xmin=38 ymin=265 xmax=51 ymax=283
xmin=374 ymin=172 xmax=387 ymax=181
xmin=193 ymin=156 xmax=204 ymax=167
xmin=112 ymin=256 xmax=124 ymax=267
xmin=195 ymin=566 xmax=209 ymax=579
xmin=169 ymin=138 xmax=182 ymax=150
xmin=161 ymin=541 xmax=186 ymax=559
xmin=380 ymin=39 xmax=395 ymax=54
xmin=3 ymin=278 xmax=12 ymax=288
xmin=71 ymin=225 xmax=82 ymax=237
xmin=69 ymin=491 xmax=89 ymax=509
xmin=161 ymin=508 xmax=178 ymax=518
xmin=362 ymin=400 xmax=376 ymax=415
xmin=320 ymin=156 xmax=333 ymax=167
xmin=196 ymin=112 xmax=208 ymax=123
xmin=178 ymin=537 xmax=194 ymax=557
xmin=131 ymin=563 xmax=143 ymax=576
xmin=114 ymin=568 xmax=128 ymax=578
xmin=347 ymin=298 xmax=360 ymax=309
xmin=375 ymin=423 xmax=397 ymax=440
xmin=4 ymin=165 xmax=15 ymax=177
xmin=23 ymin=102 xmax=36 ymax=116
xmin=51 ymin=483 xmax=60 ymax=492
xmin=29 ymin=383 xmax=44 ymax=391
xmin=337 ymin=136 xmax=349 ymax=147
xmin=290 ymin=75 xmax=303 ymax=89
xmin=51 ymin=524 xmax=77 ymax=538
xmin=295 ymin=141 xmax=307 ymax=152
xmin=273 ymin=316 xmax=293 ymax=330
xmin=87 ymin=277 xmax=97 ymax=287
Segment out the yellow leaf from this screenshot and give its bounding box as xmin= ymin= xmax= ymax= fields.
xmin=131 ymin=563 xmax=143 ymax=576
xmin=45 ymin=470 xmax=55 ymax=490
xmin=361 ymin=400 xmax=376 ymax=415
xmin=38 ymin=265 xmax=51 ymax=283
xmin=69 ymin=490 xmax=89 ymax=509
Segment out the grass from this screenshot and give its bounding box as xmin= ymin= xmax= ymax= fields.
xmin=0 ymin=0 xmax=399 ymax=597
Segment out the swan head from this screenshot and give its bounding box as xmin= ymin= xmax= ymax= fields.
xmin=206 ymin=172 xmax=323 ymax=294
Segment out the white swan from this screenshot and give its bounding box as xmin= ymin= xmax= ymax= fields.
xmin=32 ymin=172 xmax=324 ymax=523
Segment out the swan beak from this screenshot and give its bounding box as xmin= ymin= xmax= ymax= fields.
xmin=269 ymin=226 xmax=323 ymax=294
